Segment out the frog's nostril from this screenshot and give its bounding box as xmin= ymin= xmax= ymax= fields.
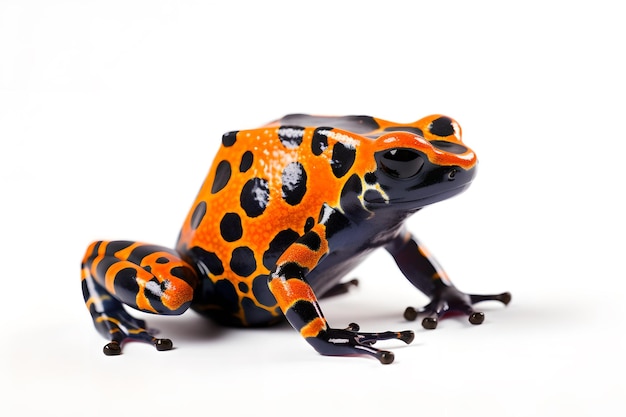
xmin=430 ymin=140 xmax=467 ymax=155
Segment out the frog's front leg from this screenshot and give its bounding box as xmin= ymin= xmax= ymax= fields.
xmin=81 ymin=240 xmax=198 ymax=355
xmin=269 ymin=218 xmax=414 ymax=364
xmin=385 ymin=231 xmax=511 ymax=329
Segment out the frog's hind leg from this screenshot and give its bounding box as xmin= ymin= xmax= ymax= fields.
xmin=81 ymin=240 xmax=198 ymax=355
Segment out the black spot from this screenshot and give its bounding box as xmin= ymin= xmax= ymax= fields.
xmin=304 ymin=217 xmax=315 ymax=233
xmin=95 ymin=256 xmax=117 ymax=286
xmin=211 ymin=160 xmax=231 ymax=194
xmin=292 ymin=300 xmax=320 ymax=321
xmin=90 ymin=241 xmax=103 ymax=256
xmin=331 ymin=142 xmax=356 ymax=178
xmin=170 ymin=266 xmax=191 ymax=280
xmin=364 ymin=172 xmax=377 ymax=184
xmin=222 ymin=131 xmax=238 ymax=147
xmin=278 ymin=126 xmax=304 ymax=148
xmin=430 ymin=140 xmax=468 ymax=154
xmin=155 ymin=257 xmax=169 ymax=264
xmin=189 ymin=246 xmax=224 ymax=276
xmin=340 ymin=174 xmax=370 ymax=222
xmin=238 ymin=281 xmax=249 ymax=293
xmin=342 ymin=173 xmax=362 ymax=196
xmin=276 ymin=261 xmax=307 ymax=280
xmin=320 ymin=206 xmax=351 ymax=240
xmin=143 ymin=265 xmax=152 ymax=273
xmin=240 ymin=177 xmax=270 ymax=218
xmin=103 ymin=241 xmax=134 ymax=256
xmin=239 ymin=151 xmax=253 ymax=172
xmin=83 ymin=242 xmax=104 ymax=267
xmin=299 ymin=231 xmax=321 ymax=251
xmin=214 ymin=279 xmax=240 ymax=313
xmin=281 ymin=162 xmax=307 ymax=206
xmin=263 ymin=229 xmax=300 ymax=270
xmin=190 ymin=201 xmax=207 ymax=230
xmin=251 ymin=274 xmax=277 ymax=306
xmin=428 ymin=117 xmax=455 ymax=137
xmin=285 ymin=300 xmax=320 ymax=330
xmin=143 ymin=278 xmax=172 ymax=310
xmin=127 ymin=244 xmax=176 ymax=264
xmin=363 ymin=188 xmax=386 ymax=204
xmin=311 ymin=127 xmax=330 ymax=155
xmin=220 ymin=212 xmax=243 ymax=242
xmin=230 ymin=246 xmax=257 ymax=277
xmin=384 ymin=126 xmax=424 ymax=136
xmin=113 ymin=267 xmax=139 ymax=301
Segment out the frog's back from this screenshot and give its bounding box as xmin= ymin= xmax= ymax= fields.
xmin=176 ymin=115 xmax=393 ymax=260
xmin=175 ymin=114 xmax=449 ymax=325
xmin=177 ymin=119 xmax=364 ymax=257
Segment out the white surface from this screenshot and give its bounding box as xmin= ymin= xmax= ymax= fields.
xmin=2 ymin=1 xmax=624 ymax=416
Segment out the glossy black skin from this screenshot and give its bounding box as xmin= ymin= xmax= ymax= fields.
xmin=304 ymin=154 xmax=475 ymax=297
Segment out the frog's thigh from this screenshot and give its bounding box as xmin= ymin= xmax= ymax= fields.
xmin=82 ymin=240 xmax=197 ymax=315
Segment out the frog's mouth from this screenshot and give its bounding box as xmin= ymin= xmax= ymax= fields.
xmin=365 ymin=182 xmax=473 ymax=208
xmin=365 ymin=164 xmax=476 ymax=209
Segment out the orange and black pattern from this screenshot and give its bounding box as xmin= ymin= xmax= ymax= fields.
xmin=81 ymin=114 xmax=510 ymax=363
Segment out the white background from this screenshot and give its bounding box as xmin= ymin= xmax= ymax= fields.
xmin=2 ymin=1 xmax=624 ymax=416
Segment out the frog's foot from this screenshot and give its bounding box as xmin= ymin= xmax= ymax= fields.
xmin=103 ymin=338 xmax=173 ymax=356
xmin=307 ymin=323 xmax=415 ymax=364
xmin=404 ymin=286 xmax=511 ymax=329
xmin=93 ymin=308 xmax=173 ymax=356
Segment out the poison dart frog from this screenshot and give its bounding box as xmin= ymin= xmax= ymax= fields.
xmin=81 ymin=114 xmax=511 ymax=364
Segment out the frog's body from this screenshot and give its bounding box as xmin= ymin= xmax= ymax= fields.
xmin=81 ymin=114 xmax=510 ymax=364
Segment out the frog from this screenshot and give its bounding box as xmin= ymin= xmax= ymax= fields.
xmin=81 ymin=113 xmax=511 ymax=364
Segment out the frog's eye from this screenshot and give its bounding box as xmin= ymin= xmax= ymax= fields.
xmin=379 ymin=148 xmax=424 ymax=179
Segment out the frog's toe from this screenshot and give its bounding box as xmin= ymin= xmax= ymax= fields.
xmin=469 ymin=311 xmax=485 ymax=325
xmin=103 ymin=341 xmax=122 ymax=356
xmin=470 ymin=291 xmax=512 ymax=306
xmin=375 ymin=350 xmax=395 ymax=365
xmin=404 ymin=298 xmax=450 ymax=329
xmin=404 ymin=287 xmax=510 ymax=329
xmin=102 ymin=337 xmax=173 ymax=355
xmin=309 ymin=325 xmax=415 ymax=364
xmin=93 ymin=310 xmax=175 ymax=355
xmin=420 ymin=315 xmax=438 ymax=329
xmin=154 ymin=338 xmax=173 ymax=351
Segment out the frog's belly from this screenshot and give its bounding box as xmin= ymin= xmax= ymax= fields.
xmin=307 ymin=249 xmax=372 ymax=295
xmin=189 ymin=247 xmax=373 ymax=327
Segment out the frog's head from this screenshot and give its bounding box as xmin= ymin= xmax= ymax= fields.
xmin=365 ymin=115 xmax=477 ymax=211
